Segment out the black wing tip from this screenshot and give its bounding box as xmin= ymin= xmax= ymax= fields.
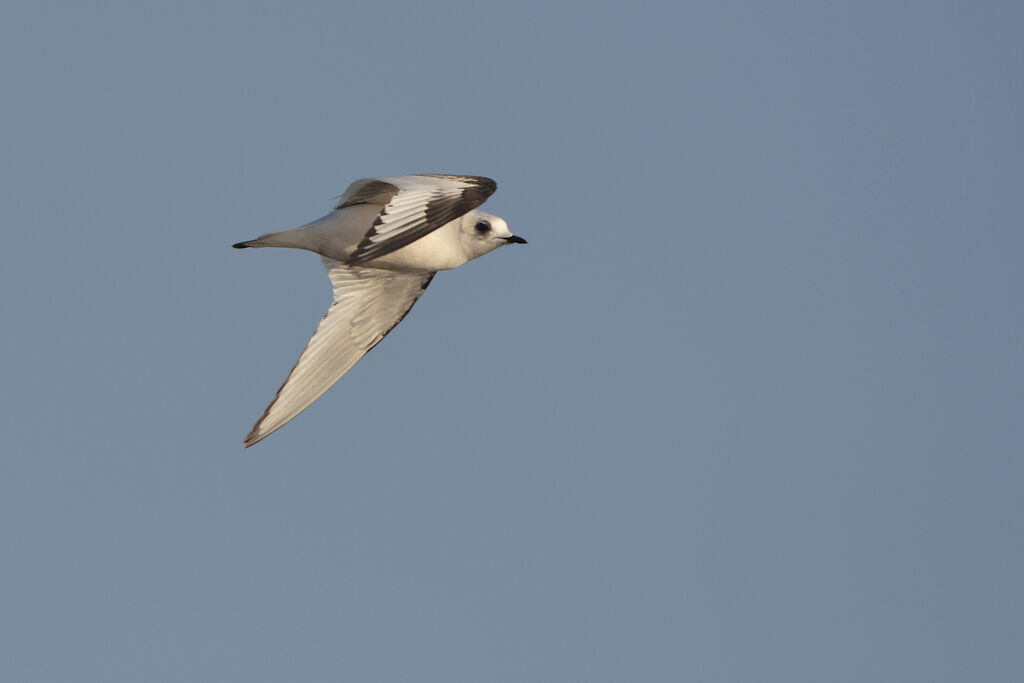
xmin=472 ymin=175 xmax=497 ymax=195
xmin=460 ymin=175 xmax=497 ymax=199
xmin=479 ymin=180 xmax=497 ymax=201
xmin=242 ymin=427 xmax=262 ymax=447
xmin=414 ymin=173 xmax=498 ymax=197
xmin=462 ymin=177 xmax=497 ymax=205
xmin=232 ymin=241 xmax=250 ymax=249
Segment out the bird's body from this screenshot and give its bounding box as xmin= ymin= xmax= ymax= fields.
xmin=233 ymin=174 xmax=524 ymax=447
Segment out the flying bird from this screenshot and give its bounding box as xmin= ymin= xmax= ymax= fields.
xmin=232 ymin=174 xmax=525 ymax=447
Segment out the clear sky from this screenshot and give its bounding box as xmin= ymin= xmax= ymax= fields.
xmin=2 ymin=1 xmax=1022 ymax=681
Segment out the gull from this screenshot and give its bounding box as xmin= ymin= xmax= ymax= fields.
xmin=233 ymin=174 xmax=525 ymax=447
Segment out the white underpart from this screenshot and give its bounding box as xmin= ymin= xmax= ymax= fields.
xmin=367 ymin=220 xmax=467 ymax=272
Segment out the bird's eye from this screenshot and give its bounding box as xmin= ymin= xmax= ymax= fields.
xmin=474 ymin=221 xmax=491 ymax=234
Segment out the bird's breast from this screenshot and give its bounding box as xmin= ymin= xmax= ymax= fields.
xmin=363 ymin=221 xmax=468 ymax=272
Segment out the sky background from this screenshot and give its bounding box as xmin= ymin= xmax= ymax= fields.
xmin=2 ymin=1 xmax=1022 ymax=681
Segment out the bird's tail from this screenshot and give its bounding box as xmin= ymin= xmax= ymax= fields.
xmin=231 ymin=230 xmax=307 ymax=250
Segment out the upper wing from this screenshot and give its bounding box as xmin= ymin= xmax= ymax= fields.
xmin=243 ymin=258 xmax=435 ymax=447
xmin=335 ymin=174 xmax=497 ymax=265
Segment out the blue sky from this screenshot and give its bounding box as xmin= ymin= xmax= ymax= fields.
xmin=2 ymin=1 xmax=1022 ymax=680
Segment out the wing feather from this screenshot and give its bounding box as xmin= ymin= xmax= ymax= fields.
xmin=242 ymin=258 xmax=435 ymax=446
xmin=345 ymin=174 xmax=496 ymax=264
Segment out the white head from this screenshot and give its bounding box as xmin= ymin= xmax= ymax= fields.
xmin=457 ymin=209 xmax=527 ymax=262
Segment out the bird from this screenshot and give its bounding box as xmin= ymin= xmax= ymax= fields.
xmin=232 ymin=173 xmax=526 ymax=447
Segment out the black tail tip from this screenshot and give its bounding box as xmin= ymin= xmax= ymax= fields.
xmin=232 ymin=242 xmax=250 ymax=249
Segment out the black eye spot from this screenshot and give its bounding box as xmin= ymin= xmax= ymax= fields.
xmin=474 ymin=221 xmax=491 ymax=234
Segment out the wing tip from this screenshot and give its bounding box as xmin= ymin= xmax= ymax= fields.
xmin=242 ymin=419 xmax=271 ymax=447
xmin=412 ymin=173 xmax=497 ymax=197
xmin=242 ymin=429 xmax=262 ymax=447
xmin=476 ymin=176 xmax=498 ymax=196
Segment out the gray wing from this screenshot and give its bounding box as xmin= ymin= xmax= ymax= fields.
xmin=337 ymin=174 xmax=496 ymax=265
xmin=243 ymin=257 xmax=435 ymax=447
